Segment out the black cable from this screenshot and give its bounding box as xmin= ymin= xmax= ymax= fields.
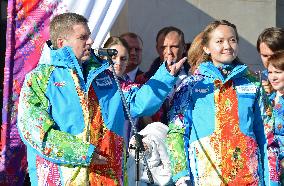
xmin=106 ymin=55 xmax=154 ymax=185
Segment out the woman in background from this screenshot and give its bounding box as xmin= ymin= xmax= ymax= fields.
xmin=103 ymin=36 xmax=129 ymax=77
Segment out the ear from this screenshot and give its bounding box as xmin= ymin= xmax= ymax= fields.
xmin=203 ymin=46 xmax=210 ymax=55
xmin=56 ymin=38 xmax=65 ymax=48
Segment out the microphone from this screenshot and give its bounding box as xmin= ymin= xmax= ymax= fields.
xmin=93 ymin=48 xmax=118 ymax=56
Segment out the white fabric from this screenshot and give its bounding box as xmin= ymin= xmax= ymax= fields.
xmin=126 ymin=67 xmax=139 ymax=82
xmin=127 ymin=122 xmax=172 ymax=186
xmin=52 ymin=0 xmax=126 ymax=47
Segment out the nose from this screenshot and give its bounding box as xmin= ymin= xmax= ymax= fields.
xmin=223 ymin=40 xmax=232 ymax=49
xmin=116 ymin=59 xmax=122 ymax=64
xmin=130 ymin=48 xmax=136 ymax=55
xmin=269 ymin=73 xmax=277 ymax=81
xmin=87 ymin=37 xmax=94 ymax=46
xmin=166 ymin=46 xmax=173 ymax=55
xmin=272 ymin=73 xmax=278 ymax=81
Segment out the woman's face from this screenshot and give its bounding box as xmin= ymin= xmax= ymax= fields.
xmin=203 ymin=25 xmax=239 ymax=66
xmin=109 ymin=44 xmax=129 ymax=77
xmin=268 ymin=63 xmax=284 ymax=92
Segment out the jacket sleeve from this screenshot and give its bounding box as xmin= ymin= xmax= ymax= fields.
xmin=17 ymin=68 xmax=95 ymax=166
xmin=253 ymin=85 xmax=274 ymax=185
xmin=166 ymin=81 xmax=191 ymax=183
xmin=127 ymin=63 xmax=177 ymax=117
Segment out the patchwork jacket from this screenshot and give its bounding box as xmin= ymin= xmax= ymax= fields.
xmin=17 ymin=42 xmax=177 ymax=186
xmin=267 ymin=92 xmax=284 ymax=185
xmin=166 ymin=61 xmax=273 ymax=185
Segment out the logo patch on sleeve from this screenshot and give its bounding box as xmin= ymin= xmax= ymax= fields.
xmin=54 ymin=81 xmax=66 ymax=87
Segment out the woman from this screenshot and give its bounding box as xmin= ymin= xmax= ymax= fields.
xmin=166 ymin=20 xmax=272 ymax=185
xmin=267 ymin=51 xmax=284 ymax=185
xmin=103 ymin=36 xmax=129 ymax=77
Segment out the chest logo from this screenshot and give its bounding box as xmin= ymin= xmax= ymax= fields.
xmin=236 ymin=85 xmax=257 ymax=94
xmin=95 ymin=76 xmax=113 ymax=87
xmin=194 ymin=88 xmax=209 ymax=93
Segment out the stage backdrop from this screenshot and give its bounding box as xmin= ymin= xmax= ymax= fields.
xmin=0 ymin=0 xmax=125 ymax=185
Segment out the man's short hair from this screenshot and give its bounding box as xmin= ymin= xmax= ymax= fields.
xmin=50 ymin=13 xmax=88 ymax=49
xmin=257 ymin=27 xmax=284 ymax=53
xmin=156 ymin=26 xmax=185 ymax=45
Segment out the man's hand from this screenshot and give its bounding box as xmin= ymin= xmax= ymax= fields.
xmin=166 ymin=55 xmax=187 ymax=76
xmin=262 ymin=80 xmax=274 ymax=94
xmin=91 ymin=149 xmax=107 ymax=165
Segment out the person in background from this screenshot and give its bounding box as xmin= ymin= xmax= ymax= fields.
xmin=166 ymin=20 xmax=272 ymax=185
xmin=17 ymin=12 xmax=186 ymax=186
xmin=120 ymin=32 xmax=144 ymax=83
xmin=143 ymin=26 xmax=190 ymax=124
xmin=103 ymin=36 xmax=139 ymax=148
xmin=266 ymin=51 xmax=284 ymax=185
xmin=103 ymin=36 xmax=129 ymax=77
xmin=256 ymin=27 xmax=284 ymax=94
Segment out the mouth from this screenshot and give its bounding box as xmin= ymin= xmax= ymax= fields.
xmin=222 ymin=52 xmax=233 ymax=55
xmin=271 ymin=82 xmax=279 ymax=86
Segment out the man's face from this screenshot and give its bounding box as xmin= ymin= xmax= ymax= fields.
xmin=156 ymin=31 xmax=184 ymax=62
xmin=259 ymin=42 xmax=274 ymax=68
xmin=122 ymin=35 xmax=142 ymax=72
xmin=61 ymin=23 xmax=94 ymax=63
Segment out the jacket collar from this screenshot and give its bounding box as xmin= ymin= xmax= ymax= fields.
xmin=38 ymin=41 xmax=110 ymax=90
xmin=197 ymin=61 xmax=248 ymax=82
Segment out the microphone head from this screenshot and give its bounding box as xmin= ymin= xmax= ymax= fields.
xmin=93 ymin=48 xmax=118 ymax=57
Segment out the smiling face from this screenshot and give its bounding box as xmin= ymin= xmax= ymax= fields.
xmin=203 ymin=25 xmax=239 ymax=66
xmin=268 ymin=63 xmax=284 ymax=92
xmin=109 ymin=44 xmax=129 ymax=77
xmin=59 ymin=23 xmax=94 ymax=64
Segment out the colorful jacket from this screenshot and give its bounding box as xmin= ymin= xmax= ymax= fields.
xmin=17 ymin=42 xmax=177 ymax=186
xmin=166 ymin=61 xmax=272 ymax=185
xmin=267 ymin=92 xmax=284 ymax=185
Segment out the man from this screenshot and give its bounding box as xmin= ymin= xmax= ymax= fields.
xmin=145 ymin=26 xmax=190 ymax=80
xmin=120 ymin=32 xmax=144 ymax=82
xmin=144 ymin=26 xmax=190 ymax=124
xmin=257 ymin=27 xmax=284 ymax=94
xmin=17 ymin=13 xmax=186 ymax=185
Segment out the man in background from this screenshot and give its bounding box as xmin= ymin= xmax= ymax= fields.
xmin=120 ymin=32 xmax=144 ymax=82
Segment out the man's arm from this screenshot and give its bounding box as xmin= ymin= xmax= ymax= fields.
xmin=127 ymin=57 xmax=187 ymax=118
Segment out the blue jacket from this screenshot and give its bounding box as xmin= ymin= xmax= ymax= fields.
xmin=17 ymin=42 xmax=177 ymax=185
xmin=167 ymin=62 xmax=272 ymax=185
